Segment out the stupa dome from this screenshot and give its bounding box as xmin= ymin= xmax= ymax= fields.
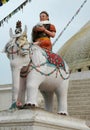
xmin=58 ymin=21 xmax=90 ymax=72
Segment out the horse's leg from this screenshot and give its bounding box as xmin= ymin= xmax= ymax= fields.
xmin=10 ymin=66 xmax=21 ymax=109
xmin=41 ymin=91 xmax=54 ymax=112
xmin=26 ymin=71 xmax=45 ymax=106
xmin=11 ymin=66 xmax=20 ymax=103
xmin=55 ymin=79 xmax=69 ymax=115
xmin=16 ymin=77 xmax=26 ymax=107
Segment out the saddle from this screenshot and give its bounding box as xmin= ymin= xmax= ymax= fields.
xmin=45 ymin=50 xmax=65 ymax=70
xmin=20 ymin=50 xmax=66 ymax=78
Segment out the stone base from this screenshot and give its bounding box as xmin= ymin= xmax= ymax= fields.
xmin=0 ymin=108 xmax=90 ymax=130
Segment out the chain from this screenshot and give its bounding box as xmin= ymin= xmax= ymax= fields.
xmin=53 ymin=0 xmax=88 ymax=46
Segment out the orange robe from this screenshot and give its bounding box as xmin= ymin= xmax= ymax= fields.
xmin=32 ymin=24 xmax=56 ymax=51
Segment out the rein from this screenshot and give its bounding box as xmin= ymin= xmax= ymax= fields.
xmin=31 ymin=61 xmax=57 ymax=75
xmin=20 ymin=61 xmax=57 ymax=78
xmin=32 ymin=64 xmax=70 ymax=80
xmin=29 ymin=62 xmax=70 ymax=80
xmin=6 ymin=47 xmax=18 ymax=54
xmin=6 ymin=41 xmax=30 ymax=56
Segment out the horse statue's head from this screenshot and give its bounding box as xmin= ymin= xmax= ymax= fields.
xmin=4 ymin=21 xmax=30 ymax=59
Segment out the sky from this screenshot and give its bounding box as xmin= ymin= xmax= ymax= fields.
xmin=0 ymin=0 xmax=90 ymax=85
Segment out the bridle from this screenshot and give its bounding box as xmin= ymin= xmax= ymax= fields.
xmin=5 ymin=37 xmax=30 ymax=59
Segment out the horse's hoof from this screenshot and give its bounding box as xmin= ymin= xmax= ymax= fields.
xmin=58 ymin=113 xmax=67 ymax=116
xmin=23 ymin=103 xmax=36 ymax=109
xmin=23 ymin=103 xmax=30 ymax=109
xmin=31 ymin=104 xmax=35 ymax=107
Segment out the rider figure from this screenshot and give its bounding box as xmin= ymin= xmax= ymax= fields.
xmin=32 ymin=11 xmax=56 ymax=51
xmin=32 ymin=11 xmax=65 ymax=68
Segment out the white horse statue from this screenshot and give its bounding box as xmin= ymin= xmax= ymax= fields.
xmin=4 ymin=26 xmax=70 ymax=115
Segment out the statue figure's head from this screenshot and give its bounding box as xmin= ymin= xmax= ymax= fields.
xmin=15 ymin=20 xmax=22 ymax=34
xmin=9 ymin=20 xmax=27 ymax=38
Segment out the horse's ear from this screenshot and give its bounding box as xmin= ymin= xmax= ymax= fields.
xmin=24 ymin=25 xmax=27 ymax=34
xmin=9 ymin=28 xmax=13 ymax=38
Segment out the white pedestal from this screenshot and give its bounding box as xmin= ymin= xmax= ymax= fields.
xmin=0 ymin=108 xmax=90 ymax=130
